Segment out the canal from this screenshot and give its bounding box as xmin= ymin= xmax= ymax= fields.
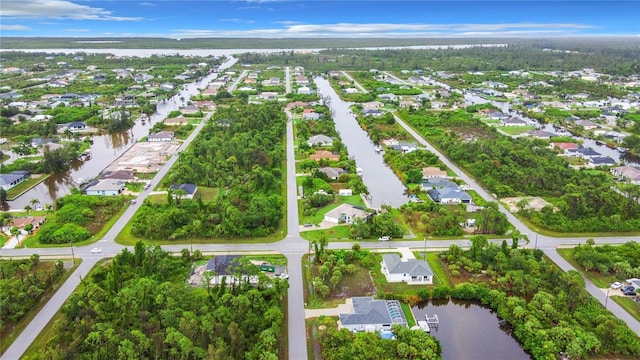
xmin=3 ymin=57 xmax=237 ymax=210
xmin=314 ymin=77 xmax=408 ymax=208
xmin=412 ymin=299 xmax=530 ymax=360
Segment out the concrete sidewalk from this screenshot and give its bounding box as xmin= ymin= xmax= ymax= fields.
xmin=305 ymin=298 xmax=353 ymax=319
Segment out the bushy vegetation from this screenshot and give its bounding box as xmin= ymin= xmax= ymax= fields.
xmin=30 ymin=243 xmax=288 ymax=359
xmin=573 ymin=241 xmax=640 ymax=278
xmin=437 ymin=236 xmax=640 ymax=359
xmin=320 ymin=323 xmax=441 ymax=360
xmin=0 ymin=255 xmax=65 ymax=339
xmin=405 ymin=109 xmax=640 ymax=233
xmin=131 ymin=102 xmax=286 ymax=239
xmin=37 ymin=193 xmax=129 ymax=244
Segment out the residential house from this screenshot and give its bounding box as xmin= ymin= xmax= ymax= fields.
xmin=338 ymin=189 xmax=353 ymax=196
xmin=324 ymin=203 xmax=368 ymax=224
xmin=343 ymin=88 xmax=359 ymax=94
xmin=286 ymin=101 xmax=308 ymax=109
xmin=567 ymin=147 xmax=601 ymax=159
xmin=309 ymin=150 xmax=339 ymax=162
xmin=486 ymin=110 xmax=510 ymax=120
xmin=302 ymin=111 xmax=322 ymax=120
xmin=1 ymin=216 xmax=46 ymax=233
xmin=84 ymin=179 xmax=125 ymax=196
xmin=205 ymin=255 xmax=260 ymax=285
xmin=527 ymin=130 xmax=555 ymax=139
xmin=381 ymin=254 xmax=434 ymax=285
xmin=362 ymin=108 xmax=383 ymax=117
xmin=389 ymin=141 xmax=417 ymax=153
xmin=0 ymin=170 xmax=31 ymax=191
xmin=318 ymin=167 xmax=346 ymax=180
xmin=338 ymin=297 xmax=408 ymax=332
xmin=148 ymin=131 xmax=175 ymax=142
xmin=179 ymin=104 xmax=200 ymax=115
xmin=611 ymin=166 xmax=640 ymax=184
xmin=307 ymin=134 xmax=333 ymax=147
xmin=573 ymin=119 xmax=599 ymax=130
xmin=589 ymin=157 xmax=615 ymax=166
xmin=421 ymin=167 xmax=447 ymax=179
xmin=66 ymin=121 xmax=87 ymax=131
xmin=422 ymin=177 xmax=471 ymax=204
xmin=258 ymin=92 xmax=279 ymax=100
xmin=501 ymin=118 xmax=528 ymax=126
xmin=297 ymin=86 xmax=313 ymax=95
xmin=378 ymin=93 xmax=398 ymax=102
xmin=170 ymin=183 xmax=198 ymax=199
xmin=551 ymin=142 xmax=579 ymax=152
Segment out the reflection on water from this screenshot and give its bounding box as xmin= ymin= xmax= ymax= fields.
xmin=314 ymin=77 xmax=408 ymax=208
xmin=412 ymin=299 xmax=531 ymax=360
xmin=5 ymin=68 xmax=225 ymax=210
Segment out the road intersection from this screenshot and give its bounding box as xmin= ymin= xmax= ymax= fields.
xmin=2 ymin=67 xmax=639 ymax=360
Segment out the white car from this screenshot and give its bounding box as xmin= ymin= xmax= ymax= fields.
xmin=90 ymin=248 xmax=102 ymax=253
xmin=378 ymin=236 xmax=391 ymax=241
xmin=611 ymin=282 xmax=623 ymax=289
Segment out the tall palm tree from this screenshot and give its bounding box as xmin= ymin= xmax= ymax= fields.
xmin=30 ymin=198 xmax=40 ymax=210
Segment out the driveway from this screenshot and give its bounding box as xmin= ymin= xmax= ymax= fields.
xmin=305 ymin=298 xmax=353 ymax=319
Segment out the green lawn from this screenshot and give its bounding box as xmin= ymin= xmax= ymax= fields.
xmin=5 ymin=174 xmax=50 ymax=200
xmin=301 ymin=226 xmax=351 ymax=242
xmin=299 ymin=195 xmax=366 ymax=225
xmin=496 ymin=125 xmax=535 ymax=135
xmin=611 ymin=296 xmax=640 ymax=322
xmin=401 ymin=302 xmax=416 ymax=327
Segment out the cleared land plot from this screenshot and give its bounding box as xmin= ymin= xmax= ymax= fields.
xmin=105 ymin=141 xmax=180 ymax=173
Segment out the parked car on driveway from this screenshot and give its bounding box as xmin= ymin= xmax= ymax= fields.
xmin=611 ymin=282 xmax=623 ymax=289
xmin=378 ymin=236 xmax=391 ymax=241
xmin=622 ymin=288 xmax=637 ymax=296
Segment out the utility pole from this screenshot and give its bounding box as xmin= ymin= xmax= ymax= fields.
xmin=70 ymin=241 xmax=75 ymax=261
xmin=424 ymin=237 xmax=427 ymax=260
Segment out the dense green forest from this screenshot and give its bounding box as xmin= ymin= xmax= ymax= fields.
xmin=36 ymin=193 xmax=129 ymax=244
xmin=401 ymin=109 xmax=640 ymax=233
xmin=28 ymin=244 xmax=288 ymax=359
xmin=0 ymin=256 xmax=66 ymax=346
xmin=239 ymin=43 xmax=639 ymax=75
xmin=130 ymin=102 xmax=286 ymax=239
xmin=437 ymin=237 xmax=640 ymax=359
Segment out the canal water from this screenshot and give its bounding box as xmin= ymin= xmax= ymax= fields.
xmin=314 ymin=77 xmax=408 ymax=208
xmin=412 ymin=299 xmax=531 ymax=360
xmin=3 ymin=57 xmax=237 ymax=210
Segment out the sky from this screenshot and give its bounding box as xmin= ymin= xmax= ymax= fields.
xmin=0 ymin=0 xmax=638 ymax=38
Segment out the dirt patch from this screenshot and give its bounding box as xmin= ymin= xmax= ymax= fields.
xmin=501 ymin=196 xmax=554 ymax=212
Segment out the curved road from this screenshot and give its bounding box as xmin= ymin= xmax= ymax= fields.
xmin=2 ymin=67 xmax=640 ymax=360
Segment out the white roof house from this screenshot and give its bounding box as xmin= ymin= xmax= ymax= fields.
xmin=381 ymin=254 xmax=434 ymax=285
xmin=307 ymin=134 xmax=333 ymax=147
xmin=324 ymin=203 xmax=368 ymax=224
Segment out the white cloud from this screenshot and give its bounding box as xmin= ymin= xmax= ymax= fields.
xmin=171 ymin=21 xmax=595 ymax=38
xmin=138 ymin=2 xmax=156 ymax=7
xmin=1 ymin=0 xmax=142 ymax=21
xmin=0 ymin=24 xmax=31 ymax=31
xmin=63 ymin=28 xmax=90 ymax=32
xmin=219 ymin=18 xmax=256 ymax=24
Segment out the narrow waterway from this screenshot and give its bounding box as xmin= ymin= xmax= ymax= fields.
xmin=412 ymin=299 xmax=531 ymax=360
xmin=3 ymin=58 xmax=236 ymax=210
xmin=314 ymin=77 xmax=408 ymax=208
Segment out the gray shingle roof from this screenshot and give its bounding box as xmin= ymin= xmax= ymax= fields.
xmin=339 ymin=297 xmax=408 ymax=326
xmin=383 ymin=254 xmax=434 ymax=277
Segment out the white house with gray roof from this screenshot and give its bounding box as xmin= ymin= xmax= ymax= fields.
xmin=338 ymin=297 xmax=407 ymax=332
xmin=381 ymin=254 xmax=434 ymax=285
